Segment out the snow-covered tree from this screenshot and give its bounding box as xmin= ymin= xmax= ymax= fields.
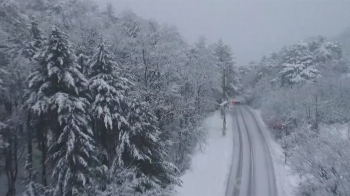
xmin=291 ymin=127 xmax=350 ymax=196
xmin=213 ymin=39 xmax=240 ymax=97
xmin=278 ymin=42 xmax=312 ymax=65
xmin=88 ymin=41 xmax=129 ymax=168
xmin=0 ymin=0 xmax=31 ymax=51
xmin=25 ymin=26 xmax=99 ymax=195
xmin=0 ymin=57 xmax=29 ymax=196
xmin=20 ymin=0 xmax=50 ymax=11
xmin=96 ymin=164 xmax=140 ymax=196
xmin=273 ymin=42 xmax=321 ymax=86
xmin=76 ymin=26 xmax=100 ymax=57
xmin=308 ymin=36 xmax=342 ymax=63
xmin=185 ymin=37 xmax=219 ymax=113
xmin=97 ymin=162 xmax=174 ymax=196
xmin=275 ymin=63 xmax=320 ymax=86
xmin=22 ymin=21 xmax=44 ymax=60
xmin=270 ymin=38 xmax=343 ymax=87
xmin=118 ymin=100 xmax=181 ymax=192
xmin=88 ymin=40 xmax=180 ymax=193
xmin=22 ymin=181 xmax=51 ymax=196
xmin=259 ymin=52 xmax=280 ymax=67
xmin=20 ymin=19 xmax=46 ymax=193
xmin=108 ymin=15 xmax=207 ymax=174
xmin=0 ymin=6 xmax=34 ymax=193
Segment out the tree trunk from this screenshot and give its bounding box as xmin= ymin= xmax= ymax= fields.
xmin=41 ymin=136 xmax=47 ymax=186
xmin=26 ymin=113 xmax=33 ymax=180
xmin=5 ymin=128 xmax=18 ymax=196
xmin=36 ymin=116 xmax=48 ymax=187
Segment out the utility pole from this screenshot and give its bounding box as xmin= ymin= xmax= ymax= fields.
xmin=222 ymin=64 xmax=227 ymax=136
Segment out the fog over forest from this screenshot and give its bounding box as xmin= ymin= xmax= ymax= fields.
xmin=95 ymin=0 xmax=350 ymax=64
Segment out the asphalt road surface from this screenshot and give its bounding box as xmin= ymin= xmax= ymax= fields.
xmin=225 ymin=105 xmax=277 ymax=196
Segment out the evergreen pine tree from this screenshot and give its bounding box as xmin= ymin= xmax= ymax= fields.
xmin=88 ymin=41 xmax=130 ymax=168
xmin=25 ymin=26 xmax=99 ymax=195
xmin=22 ymin=20 xmax=47 ymax=195
xmin=119 ymin=100 xmax=181 ymax=192
xmin=273 ymin=42 xmax=320 ymax=87
xmin=22 ymin=181 xmax=51 ymax=196
xmin=23 ymin=21 xmax=44 ymax=60
xmin=88 ymin=41 xmax=180 ymax=193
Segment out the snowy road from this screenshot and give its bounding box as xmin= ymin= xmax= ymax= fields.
xmin=225 ymin=105 xmax=277 ymax=196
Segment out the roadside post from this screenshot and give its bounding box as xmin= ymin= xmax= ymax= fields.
xmin=220 ymin=101 xmax=228 ymax=136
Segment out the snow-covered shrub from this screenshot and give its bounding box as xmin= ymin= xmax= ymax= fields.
xmin=281 ymin=122 xmax=316 ymax=163
xmin=290 ymin=126 xmax=350 ymax=196
xmin=95 ymin=161 xmax=175 ymax=196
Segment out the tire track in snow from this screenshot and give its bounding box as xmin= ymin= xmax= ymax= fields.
xmin=239 ymin=107 xmax=255 ymax=196
xmin=244 ymin=106 xmax=277 ymax=196
xmin=227 ymin=107 xmax=243 ymax=196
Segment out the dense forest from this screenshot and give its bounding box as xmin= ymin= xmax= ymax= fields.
xmin=0 ymin=0 xmax=240 ymax=195
xmin=2 ymin=1 xmax=350 ymax=196
xmin=242 ymin=33 xmax=350 ymax=195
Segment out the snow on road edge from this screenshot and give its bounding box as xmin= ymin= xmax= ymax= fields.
xmin=175 ymin=111 xmax=234 ymax=196
xmin=251 ymin=109 xmax=299 ymax=196
xmin=251 ymin=109 xmax=298 ymax=196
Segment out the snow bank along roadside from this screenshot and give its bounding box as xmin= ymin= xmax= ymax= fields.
xmin=251 ymin=109 xmax=298 ymax=196
xmin=175 ymin=111 xmax=234 ymax=196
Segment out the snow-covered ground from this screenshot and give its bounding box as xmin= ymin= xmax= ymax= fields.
xmin=252 ymin=109 xmax=299 ymax=196
xmin=175 ymin=111 xmax=234 ymax=196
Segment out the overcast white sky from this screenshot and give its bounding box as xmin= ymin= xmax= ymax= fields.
xmin=95 ymin=0 xmax=350 ymax=65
